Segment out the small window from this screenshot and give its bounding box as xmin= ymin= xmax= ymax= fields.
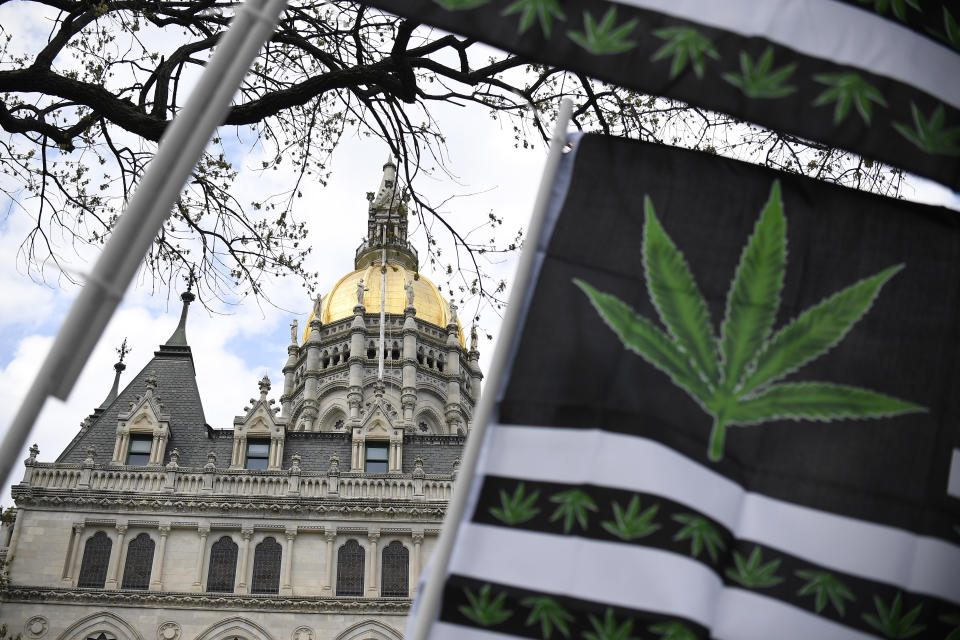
xmin=364 ymin=442 xmax=389 ymax=473
xmin=121 ymin=533 xmax=155 ymax=590
xmin=206 ymin=536 xmax=238 ymax=593
xmin=246 ymin=440 xmax=269 ymax=470
xmin=251 ymin=537 xmax=282 ymax=594
xmin=336 ymin=539 xmax=365 ymax=596
xmin=77 ymin=531 xmax=112 ymax=588
xmin=381 ymin=541 xmax=409 ymax=597
xmin=126 ymin=434 xmax=152 ymax=465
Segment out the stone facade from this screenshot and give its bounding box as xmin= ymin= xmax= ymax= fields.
xmin=0 ymin=159 xmax=478 ymax=640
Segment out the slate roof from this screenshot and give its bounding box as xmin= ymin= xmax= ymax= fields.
xmin=56 ymin=343 xmax=213 ymax=467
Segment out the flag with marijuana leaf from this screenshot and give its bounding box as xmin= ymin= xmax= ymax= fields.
xmin=423 ymin=134 xmax=960 ymax=639
xmin=367 ymin=0 xmax=960 ymax=190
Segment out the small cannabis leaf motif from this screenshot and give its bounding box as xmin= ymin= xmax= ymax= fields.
xmin=490 ymin=483 xmax=540 ymax=525
xmin=862 ymin=592 xmax=925 ymax=638
xmin=575 ymin=180 xmax=925 ymax=462
xmin=672 ymin=513 xmax=726 ymax=562
xmin=568 ymin=7 xmax=638 ymax=55
xmin=725 ymin=546 xmax=783 ymax=589
xmin=521 ymin=595 xmax=574 ymax=639
xmin=601 ymin=496 xmax=661 ymax=540
xmin=651 ymin=27 xmax=719 ymax=79
xmin=459 ymin=584 xmax=513 ymax=627
xmin=723 ymin=47 xmax=797 ymax=98
xmin=894 ymin=103 xmax=960 ymax=155
xmin=434 ymin=0 xmax=489 ymax=9
xmin=940 ymin=613 xmax=960 ymax=640
xmin=503 ymin=0 xmax=566 ymax=36
xmin=929 ymin=7 xmax=960 ymax=50
xmin=858 ymin=0 xmax=920 ymax=22
xmin=649 ymin=620 xmax=698 ymax=640
xmin=813 ymin=73 xmax=887 ymax=125
xmin=796 ymin=569 xmax=856 ymax=616
xmin=584 ymin=608 xmax=640 ymax=640
xmin=550 ymin=488 xmax=598 ymax=533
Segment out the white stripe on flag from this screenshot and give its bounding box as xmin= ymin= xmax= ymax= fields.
xmin=712 ymin=589 xmax=879 ymax=640
xmin=612 ymin=0 xmax=960 ymax=110
xmin=449 ymin=524 xmax=877 ymax=640
xmin=480 ymin=424 xmax=960 ymax=604
xmin=430 ymin=621 xmax=528 ymax=640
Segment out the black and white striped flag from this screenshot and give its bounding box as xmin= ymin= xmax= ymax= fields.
xmin=367 ymin=0 xmax=960 ymax=190
xmin=422 ymin=134 xmax=960 ymax=639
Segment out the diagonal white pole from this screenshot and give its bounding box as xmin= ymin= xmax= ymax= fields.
xmin=407 ymin=97 xmax=573 ymax=640
xmin=0 ymin=0 xmax=290 ymax=491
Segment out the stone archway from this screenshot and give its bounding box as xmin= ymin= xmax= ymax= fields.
xmin=194 ymin=617 xmax=274 ymax=640
xmin=333 ymin=620 xmax=402 ymax=640
xmin=57 ymin=611 xmax=144 ymax=640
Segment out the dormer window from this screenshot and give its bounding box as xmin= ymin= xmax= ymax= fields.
xmin=126 ymin=434 xmax=153 ymax=465
xmin=245 ymin=440 xmax=270 ymax=470
xmin=364 ymin=442 xmax=389 ymax=473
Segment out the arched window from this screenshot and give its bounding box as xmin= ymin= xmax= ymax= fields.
xmin=251 ymin=537 xmax=282 ymax=594
xmin=336 ymin=539 xmax=364 ymax=596
xmin=391 ymin=342 xmax=400 ymax=360
xmin=121 ymin=532 xmax=155 ymax=590
xmin=77 ymin=531 xmax=112 ymax=588
xmin=206 ymin=536 xmax=238 ymax=593
xmin=367 ymin=342 xmax=376 ymax=359
xmin=381 ymin=541 xmax=409 ymax=597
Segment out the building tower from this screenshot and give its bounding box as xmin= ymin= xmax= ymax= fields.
xmin=0 ymin=159 xmax=480 ymax=640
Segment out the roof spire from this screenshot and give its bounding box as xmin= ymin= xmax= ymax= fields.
xmin=96 ymin=338 xmax=130 ymax=411
xmin=164 ymin=269 xmax=196 ymax=347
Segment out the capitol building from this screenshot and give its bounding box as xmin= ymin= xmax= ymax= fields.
xmin=0 ymin=159 xmax=480 ymax=640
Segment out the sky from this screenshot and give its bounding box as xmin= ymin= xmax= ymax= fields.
xmin=1 ymin=4 xmax=959 ymax=505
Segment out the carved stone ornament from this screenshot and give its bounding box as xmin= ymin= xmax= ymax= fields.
xmin=24 ymin=616 xmax=48 ymax=638
xmin=292 ymin=627 xmax=314 ymax=640
xmin=157 ymin=622 xmax=181 ymax=640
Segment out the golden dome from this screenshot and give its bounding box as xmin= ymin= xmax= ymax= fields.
xmin=304 ymin=262 xmax=465 ymax=346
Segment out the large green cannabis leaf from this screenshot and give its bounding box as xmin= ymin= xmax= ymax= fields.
xmin=574 ymin=180 xmax=925 ymax=462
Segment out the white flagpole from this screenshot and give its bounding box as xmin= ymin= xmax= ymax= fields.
xmin=407 ymin=98 xmax=573 ymax=640
xmin=0 ymin=0 xmax=289 ymax=491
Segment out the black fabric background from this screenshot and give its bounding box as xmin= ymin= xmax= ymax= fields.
xmin=367 ymin=0 xmax=960 ymax=189
xmin=499 ymin=134 xmax=960 ymax=540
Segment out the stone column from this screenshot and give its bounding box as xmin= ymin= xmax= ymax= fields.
xmin=193 ymin=525 xmax=210 ymax=589
xmin=323 ymin=527 xmax=336 ymax=593
xmin=112 ymin=427 xmax=125 ymax=463
xmin=281 ymin=528 xmax=297 ymax=595
xmin=411 ymin=532 xmax=424 ymax=595
xmin=61 ymin=522 xmax=84 ymax=584
xmin=401 ymin=307 xmax=418 ymax=425
xmin=105 ymin=522 xmax=128 ymax=588
xmin=281 ymin=343 xmax=298 ymax=418
xmin=366 ymin=530 xmax=380 ymax=596
xmin=236 ymin=527 xmax=253 ymax=593
xmin=150 ymin=524 xmax=170 ymax=590
xmin=149 ymin=429 xmax=161 ymax=464
xmin=68 ymin=523 xmax=87 ymax=583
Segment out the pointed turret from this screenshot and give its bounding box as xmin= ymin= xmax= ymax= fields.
xmin=357 ymin=153 xmax=417 ymax=270
xmin=164 ymin=286 xmax=195 ymax=348
xmin=96 ymin=339 xmax=130 ymax=412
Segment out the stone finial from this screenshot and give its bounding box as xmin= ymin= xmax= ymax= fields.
xmin=413 ymin=456 xmax=425 ymax=479
xmin=470 ymin=325 xmax=478 ymax=352
xmin=84 ymin=446 xmax=96 ymax=464
xmin=205 ymin=451 xmax=217 ymax=469
xmin=452 ymin=457 xmax=461 ymax=473
xmin=145 ymin=373 xmax=158 ymax=392
xmin=117 ymin=338 xmax=131 ymax=363
xmin=291 ymin=452 xmax=302 ymax=471
xmin=448 ymin=301 xmax=458 ymax=324
xmin=258 ymin=374 xmax=271 ymax=399
xmin=290 ymin=319 xmax=298 ymax=344
xmin=366 ymin=191 xmax=375 ymax=202
xmin=328 ymin=454 xmax=340 ymax=474
xmin=167 ymin=448 xmax=180 ymax=468
xmin=312 ymin=293 xmax=323 ymax=318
